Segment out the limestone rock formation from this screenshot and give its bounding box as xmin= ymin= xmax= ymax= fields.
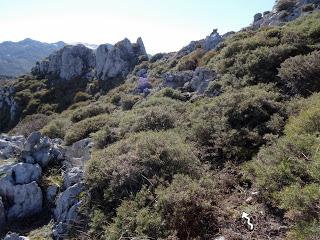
xmin=7 ymin=181 xmax=43 ymax=221
xmin=252 ymin=0 xmax=320 ymax=29
xmin=96 ymin=37 xmax=147 ymax=80
xmin=162 ymin=67 xmax=216 ymax=93
xmin=0 ymin=134 xmax=25 ymax=159
xmin=0 ymin=86 xmax=18 ymax=132
xmin=0 ymin=196 xmax=5 ymax=232
xmin=176 ymin=29 xmax=223 ymax=57
xmin=3 ymin=232 xmax=29 ymax=240
xmin=0 ymin=131 xmax=65 ymax=234
xmin=31 ymin=44 xmax=96 ymax=81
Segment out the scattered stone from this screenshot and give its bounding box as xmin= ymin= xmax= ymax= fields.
xmin=176 ymin=30 xmax=222 ymax=57
xmin=251 ymin=0 xmax=320 ymax=29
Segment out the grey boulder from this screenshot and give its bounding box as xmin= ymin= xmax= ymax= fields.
xmin=11 ymin=163 xmax=42 ymax=185
xmin=7 ymin=181 xmax=43 ymax=221
xmin=46 ymin=185 xmax=58 ymax=203
xmin=0 ymin=134 xmax=25 ymax=159
xmin=54 ymin=183 xmax=83 ymax=223
xmin=62 ymin=167 xmax=83 ymax=190
xmin=4 ymin=232 xmax=29 ymax=240
xmin=0 ymin=196 xmax=6 ymax=232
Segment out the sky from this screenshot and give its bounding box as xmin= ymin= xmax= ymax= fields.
xmin=0 ymin=0 xmax=275 ymax=54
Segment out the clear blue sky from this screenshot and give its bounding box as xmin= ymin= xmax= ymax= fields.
xmin=0 ymin=0 xmax=275 ymax=54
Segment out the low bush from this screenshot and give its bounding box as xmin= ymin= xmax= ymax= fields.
xmin=278 ymin=50 xmax=320 ymax=96
xmin=156 ymin=174 xmax=221 ymax=239
xmin=91 ymin=126 xmax=118 ymax=149
xmin=121 ymin=95 xmax=141 ymax=110
xmin=275 ymin=0 xmax=296 ymax=11
xmin=73 ymin=91 xmax=91 ymax=103
xmin=85 ymin=131 xmax=200 ymax=211
xmin=9 ymin=114 xmax=50 ymax=136
xmin=71 ymin=104 xmax=106 ymax=123
xmin=191 ymin=85 xmax=285 ymax=164
xmin=65 ymin=114 xmax=110 ymax=145
xmin=41 ymin=118 xmax=71 ymax=139
xmin=245 ymin=93 xmax=320 ymax=238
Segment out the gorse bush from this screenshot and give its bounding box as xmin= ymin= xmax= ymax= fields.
xmin=245 ymin=93 xmax=320 ymax=239
xmin=191 ymin=85 xmax=286 ymax=164
xmin=85 ymin=131 xmax=200 ymax=212
xmin=71 ymin=104 xmax=106 ymax=123
xmin=156 ymin=174 xmax=221 ymax=239
xmin=65 ymin=114 xmax=110 ymax=145
xmin=41 ymin=118 xmax=71 ymax=139
xmin=279 ymin=50 xmax=320 ymax=96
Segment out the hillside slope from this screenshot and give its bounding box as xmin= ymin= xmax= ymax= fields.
xmin=1 ymin=0 xmax=320 ymax=239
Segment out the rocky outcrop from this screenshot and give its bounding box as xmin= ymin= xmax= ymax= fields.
xmin=7 ymin=181 xmax=42 ymax=221
xmin=0 ymin=86 xmax=18 ymax=132
xmin=162 ymin=67 xmax=216 ymax=94
xmin=0 ymin=134 xmax=25 ymax=159
xmin=31 ymin=44 xmax=96 ymax=81
xmin=31 ymin=38 xmax=148 ymax=83
xmin=0 ymin=132 xmax=64 ymax=234
xmin=53 ymin=183 xmax=83 ymax=238
xmin=0 ymin=196 xmax=5 ymax=231
xmin=3 ymin=232 xmax=29 ymax=240
xmin=176 ymin=29 xmax=222 ymax=58
xmin=252 ymin=0 xmax=320 ymax=29
xmin=96 ymin=37 xmax=147 ymax=80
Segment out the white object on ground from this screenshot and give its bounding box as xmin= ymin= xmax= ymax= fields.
xmin=241 ymin=212 xmax=254 ymax=231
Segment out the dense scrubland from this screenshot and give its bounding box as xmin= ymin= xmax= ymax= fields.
xmin=2 ymin=10 xmax=320 ymax=240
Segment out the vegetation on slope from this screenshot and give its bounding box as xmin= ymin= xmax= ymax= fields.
xmin=2 ymin=12 xmax=320 ymax=239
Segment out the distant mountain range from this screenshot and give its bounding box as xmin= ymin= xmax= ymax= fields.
xmin=0 ymin=38 xmax=65 ymax=77
xmin=0 ymin=38 xmax=101 ymax=77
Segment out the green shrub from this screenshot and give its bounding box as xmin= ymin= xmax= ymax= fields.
xmin=65 ymin=114 xmax=109 ymax=145
xmin=245 ymin=93 xmax=320 ymax=236
xmin=9 ymin=114 xmax=50 ymax=137
xmin=156 ymin=174 xmax=221 ymax=240
xmin=85 ymin=131 xmax=200 ymax=211
xmin=132 ymin=106 xmax=176 ymax=132
xmin=176 ymin=48 xmax=205 ymax=71
xmin=286 ymin=220 xmax=320 ymax=240
xmin=275 ymin=0 xmax=296 ymax=11
xmin=41 ymin=118 xmax=71 ymax=139
xmin=71 ymin=104 xmax=106 ymax=123
xmin=91 ymin=126 xmax=118 ymax=149
xmin=73 ymin=91 xmax=91 ymax=103
xmin=105 ymin=188 xmax=167 ymax=240
xmin=191 ymin=85 xmax=285 ymax=164
xmin=121 ymin=95 xmax=141 ymax=110
xmin=156 ymin=87 xmax=187 ymax=101
xmin=278 ymin=50 xmax=320 ymax=96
